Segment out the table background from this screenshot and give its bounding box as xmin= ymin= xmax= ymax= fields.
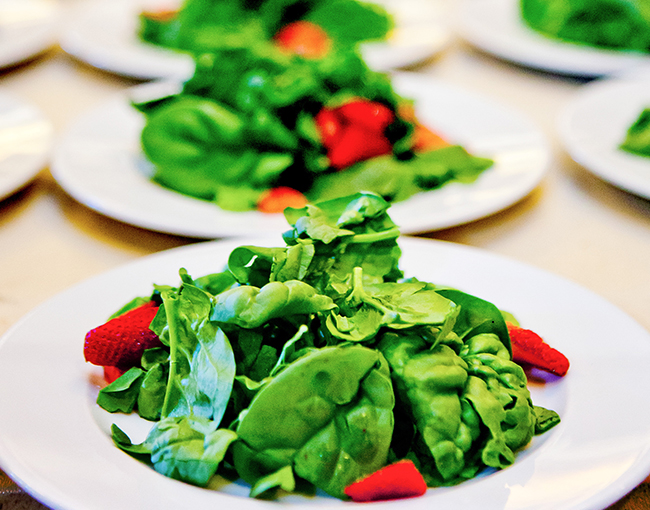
xmin=0 ymin=0 xmax=649 ymax=508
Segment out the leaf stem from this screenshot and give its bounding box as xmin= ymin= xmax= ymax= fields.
xmin=160 ymin=290 xmax=180 ymax=418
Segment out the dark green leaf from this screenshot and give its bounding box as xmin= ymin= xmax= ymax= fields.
xmin=97 ymin=368 xmax=144 ymax=413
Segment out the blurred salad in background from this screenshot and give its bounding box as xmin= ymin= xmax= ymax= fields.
xmin=84 ymin=192 xmax=565 ymax=501
xmin=621 ymin=107 xmax=650 ymax=158
xmin=520 ymin=0 xmax=650 ymax=53
xmin=139 ymin=0 xmax=393 ymax=55
xmin=133 ymin=0 xmax=493 ymax=213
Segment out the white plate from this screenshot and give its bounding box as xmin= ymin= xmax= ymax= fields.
xmin=455 ymin=0 xmax=650 ymax=77
xmin=558 ymin=75 xmax=650 ymax=199
xmin=0 ymin=91 xmax=53 ymax=201
xmin=50 ymin=72 xmax=549 ymax=238
xmin=1 ymin=236 xmax=650 ymax=510
xmin=0 ymin=0 xmax=60 ymax=70
xmin=59 ymin=0 xmax=451 ymax=81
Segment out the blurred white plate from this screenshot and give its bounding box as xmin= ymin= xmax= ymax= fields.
xmin=455 ymin=0 xmax=650 ymax=77
xmin=1 ymin=236 xmax=650 ymax=510
xmin=0 ymin=0 xmax=60 ymax=69
xmin=0 ymin=92 xmax=53 ymax=201
xmin=59 ymin=0 xmax=451 ymax=81
xmin=51 ymin=73 xmax=548 ymax=238
xmin=558 ymin=75 xmax=650 ymax=199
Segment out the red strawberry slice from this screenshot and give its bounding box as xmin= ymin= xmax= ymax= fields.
xmin=257 ymin=186 xmax=308 ymax=213
xmin=84 ymin=301 xmax=161 ymax=368
xmin=314 ymin=108 xmax=344 ymax=148
xmin=327 ymin=125 xmax=392 ymax=169
xmin=344 ymin=460 xmax=427 ymax=502
xmin=507 ymin=322 xmax=570 ymax=377
xmin=336 ymin=99 xmax=394 ymax=133
xmin=103 ymin=365 xmax=127 ymax=384
xmin=274 ymin=21 xmax=331 ymax=59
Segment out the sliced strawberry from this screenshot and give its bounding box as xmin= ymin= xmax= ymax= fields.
xmin=84 ymin=301 xmax=161 ymax=368
xmin=336 ymin=99 xmax=394 ymax=133
xmin=344 ymin=460 xmax=427 ymax=502
xmin=257 ymin=186 xmax=308 ymax=213
xmin=103 ymin=365 xmax=127 ymax=384
xmin=274 ymin=21 xmax=331 ymax=59
xmin=327 ymin=125 xmax=392 ymax=169
xmin=412 ymin=124 xmax=450 ymax=152
xmin=141 ymin=8 xmax=178 ymax=22
xmin=315 ymin=108 xmax=344 ymax=148
xmin=507 ymin=322 xmax=570 ymax=377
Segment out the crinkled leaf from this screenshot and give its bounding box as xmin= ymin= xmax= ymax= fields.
xmin=210 ymin=280 xmax=336 ymax=328
xmin=112 ymin=417 xmax=237 ymax=487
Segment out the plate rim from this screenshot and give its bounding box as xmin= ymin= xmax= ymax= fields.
xmin=0 ymin=91 xmax=53 ymax=202
xmin=557 ymin=75 xmax=650 ymax=199
xmin=454 ymin=0 xmax=650 ymax=77
xmin=0 ymin=0 xmax=61 ymax=70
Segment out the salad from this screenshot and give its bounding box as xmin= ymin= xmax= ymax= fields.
xmin=133 ymin=0 xmax=493 ymax=213
xmin=84 ymin=192 xmax=566 ymax=501
xmin=520 ymin=0 xmax=650 ymax=53
xmin=138 ymin=0 xmax=393 ymax=56
xmin=621 ymin=107 xmax=650 ymax=158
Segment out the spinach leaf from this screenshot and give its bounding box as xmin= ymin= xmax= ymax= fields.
xmin=209 ymin=280 xmax=336 ymax=328
xmin=112 ymin=417 xmax=237 ymax=487
xmin=379 ymin=329 xmax=536 ymax=487
xmin=305 ymin=0 xmax=393 ymax=45
xmin=249 ymin=465 xmax=296 ymax=499
xmin=108 ymin=296 xmax=153 ymax=320
xmin=307 ymin=147 xmax=493 ymax=204
xmin=232 ymin=344 xmax=394 ymax=499
xmin=227 ymin=243 xmax=316 ymax=288
xmin=326 ymin=268 xmax=457 ymax=342
xmin=620 ymin=108 xmax=650 ymax=158
xmin=378 ymin=333 xmax=474 ymax=484
xmin=138 ymin=362 xmax=168 ymax=421
xmin=282 ymin=193 xmax=403 ymax=291
xmin=193 ymin=271 xmax=238 ymax=296
xmin=436 ymin=289 xmax=511 ymax=355
xmin=97 ymin=367 xmax=144 ymax=413
xmin=158 ymin=284 xmax=236 ymax=425
xmin=284 ymin=191 xmax=393 ymax=243
xmin=533 ymin=405 xmax=561 ymax=434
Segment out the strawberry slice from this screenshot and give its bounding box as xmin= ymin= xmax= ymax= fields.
xmin=84 ymin=301 xmax=161 ymax=368
xmin=274 ymin=21 xmax=332 ymax=59
xmin=344 ymin=460 xmax=427 ymax=502
xmin=327 ymin=125 xmax=392 ymax=169
xmin=315 ymin=108 xmax=344 ymax=148
xmin=412 ymin=124 xmax=450 ymax=152
xmin=257 ymin=186 xmax=308 ymax=213
xmin=336 ymin=99 xmax=394 ymax=133
xmin=507 ymin=322 xmax=570 ymax=377
xmin=141 ymin=8 xmax=178 ymax=22
xmin=103 ymin=365 xmax=127 ymax=384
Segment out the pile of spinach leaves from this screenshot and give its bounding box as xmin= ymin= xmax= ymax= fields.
xmin=133 ymin=0 xmax=493 ymax=211
xmin=521 ymin=0 xmax=650 ymax=52
xmin=139 ymin=0 xmax=393 ymax=54
xmin=620 ymin=107 xmax=650 ymax=158
xmin=100 ymin=192 xmax=559 ymax=499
